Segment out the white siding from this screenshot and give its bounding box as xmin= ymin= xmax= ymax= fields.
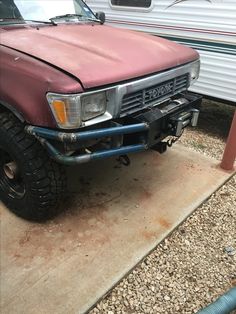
xmin=191 ymin=50 xmax=236 ymax=101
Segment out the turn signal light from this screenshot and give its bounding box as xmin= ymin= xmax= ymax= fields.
xmin=51 ymin=100 xmax=67 ymax=125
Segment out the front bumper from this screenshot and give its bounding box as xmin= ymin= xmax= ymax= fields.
xmin=25 ymin=92 xmax=202 ymax=165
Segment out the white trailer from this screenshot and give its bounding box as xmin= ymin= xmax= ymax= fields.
xmin=87 ymin=0 xmax=236 ymax=103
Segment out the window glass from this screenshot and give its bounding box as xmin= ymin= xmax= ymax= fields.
xmin=0 ymin=0 xmax=94 ymax=22
xmin=111 ymin=0 xmax=152 ymax=8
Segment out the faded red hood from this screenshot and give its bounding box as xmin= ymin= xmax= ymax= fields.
xmin=1 ymin=24 xmax=198 ymax=89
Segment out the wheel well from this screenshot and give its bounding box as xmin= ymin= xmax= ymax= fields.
xmin=0 ymin=104 xmax=7 ymax=112
xmin=0 ymin=102 xmax=25 ymax=122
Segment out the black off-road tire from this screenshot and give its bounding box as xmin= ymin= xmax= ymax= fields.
xmin=0 ymin=112 xmax=66 ymax=221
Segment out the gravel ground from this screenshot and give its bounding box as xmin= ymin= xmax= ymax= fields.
xmin=89 ymin=99 xmax=236 ymax=314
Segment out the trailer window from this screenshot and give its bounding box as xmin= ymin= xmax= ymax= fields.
xmin=110 ymin=0 xmax=152 ymax=8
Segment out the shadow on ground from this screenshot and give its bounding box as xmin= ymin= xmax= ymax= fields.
xmin=197 ymin=99 xmax=235 ymax=139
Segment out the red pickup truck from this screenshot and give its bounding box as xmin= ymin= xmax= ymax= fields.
xmin=0 ymin=0 xmax=201 ymax=221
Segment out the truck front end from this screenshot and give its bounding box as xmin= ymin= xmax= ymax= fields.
xmin=26 ymin=60 xmax=201 ymax=165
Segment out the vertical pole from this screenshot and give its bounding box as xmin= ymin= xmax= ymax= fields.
xmin=220 ymin=111 xmax=236 ymax=171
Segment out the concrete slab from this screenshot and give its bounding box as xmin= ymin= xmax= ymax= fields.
xmin=0 ymin=144 xmax=234 ymax=314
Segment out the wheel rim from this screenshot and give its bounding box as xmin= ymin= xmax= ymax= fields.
xmin=0 ymin=147 xmax=26 ymax=199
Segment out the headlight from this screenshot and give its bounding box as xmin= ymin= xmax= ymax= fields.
xmin=190 ymin=60 xmax=200 ymax=85
xmin=81 ymin=92 xmax=106 ymax=121
xmin=47 ymin=91 xmax=107 ymax=129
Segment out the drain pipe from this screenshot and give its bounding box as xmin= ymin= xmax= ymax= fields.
xmin=196 ymin=287 xmax=236 ymax=314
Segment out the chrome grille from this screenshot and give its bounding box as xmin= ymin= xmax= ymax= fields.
xmin=120 ymin=74 xmax=189 ymax=117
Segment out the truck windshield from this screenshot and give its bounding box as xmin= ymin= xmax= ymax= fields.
xmin=0 ymin=0 xmax=95 ymax=24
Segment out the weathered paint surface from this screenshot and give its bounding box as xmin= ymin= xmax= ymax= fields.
xmin=0 ymin=45 xmax=82 ymax=127
xmin=1 ymin=24 xmax=198 ymax=90
xmin=1 ymin=144 xmax=233 ymax=314
xmin=0 ymin=23 xmax=198 ymax=127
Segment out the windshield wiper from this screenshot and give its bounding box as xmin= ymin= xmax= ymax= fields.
xmin=50 ymin=14 xmax=84 ymax=21
xmin=0 ymin=18 xmax=57 ymax=26
xmin=49 ymin=14 xmax=101 ymax=23
xmin=26 ymin=19 xmax=57 ymax=25
xmin=25 ymin=19 xmax=57 ymax=25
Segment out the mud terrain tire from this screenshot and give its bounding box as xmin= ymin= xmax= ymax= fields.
xmin=0 ymin=112 xmax=66 ymax=221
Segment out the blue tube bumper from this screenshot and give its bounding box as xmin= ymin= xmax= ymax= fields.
xmin=25 ymin=92 xmax=202 ymax=165
xmin=26 ymin=123 xmax=149 ymax=143
xmin=26 ymin=123 xmax=149 ymax=165
xmin=40 ymin=141 xmax=147 ymax=166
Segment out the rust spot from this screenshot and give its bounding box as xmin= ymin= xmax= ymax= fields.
xmin=5 ymin=193 xmax=116 ymax=265
xmin=142 ymin=190 xmax=152 ymax=199
xmin=14 ymin=253 xmax=21 ymax=258
xmin=158 ymin=217 xmax=171 ymax=229
xmin=142 ymin=230 xmax=157 ymax=240
xmin=140 ymin=189 xmax=152 ymax=203
xmin=18 ymin=231 xmax=31 ymax=245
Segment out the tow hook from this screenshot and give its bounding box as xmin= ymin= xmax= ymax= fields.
xmin=151 ymin=136 xmax=180 ymax=154
xmin=167 ymin=136 xmax=180 ymax=147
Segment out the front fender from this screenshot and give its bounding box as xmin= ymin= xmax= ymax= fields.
xmin=0 ymin=45 xmax=83 ymax=128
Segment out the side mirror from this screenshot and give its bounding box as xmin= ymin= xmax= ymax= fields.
xmin=95 ymin=11 xmax=106 ymax=24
